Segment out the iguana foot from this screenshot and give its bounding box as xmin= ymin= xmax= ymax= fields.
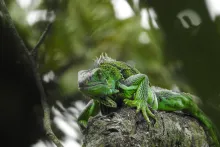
xmin=78 ymin=120 xmax=88 ymax=130
xmin=124 ymin=99 xmax=156 ymax=124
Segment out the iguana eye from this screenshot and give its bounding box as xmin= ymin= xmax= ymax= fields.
xmin=97 ymin=71 xmax=102 ymax=78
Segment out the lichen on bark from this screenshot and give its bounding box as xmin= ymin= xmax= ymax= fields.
xmin=82 ymin=107 xmax=212 ymax=147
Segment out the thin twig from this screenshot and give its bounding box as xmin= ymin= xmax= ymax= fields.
xmin=32 ymin=23 xmax=63 ymax=147
xmin=38 ymin=75 xmax=64 ymax=147
xmin=31 ymin=23 xmax=53 ymax=60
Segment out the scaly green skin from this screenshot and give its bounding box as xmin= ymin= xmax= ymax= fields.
xmin=78 ymin=53 xmax=219 ymax=146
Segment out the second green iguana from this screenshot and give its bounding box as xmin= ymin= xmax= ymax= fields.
xmin=77 ymin=53 xmax=219 ymax=146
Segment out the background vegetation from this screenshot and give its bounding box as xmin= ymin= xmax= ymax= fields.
xmin=3 ymin=0 xmax=220 ymax=146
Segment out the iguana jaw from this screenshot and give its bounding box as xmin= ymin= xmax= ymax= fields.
xmin=78 ymin=68 xmax=108 ymax=91
xmin=78 ymin=69 xmax=109 ymax=96
xmin=78 ymin=82 xmax=106 ymax=90
xmin=78 ymin=68 xmax=119 ymax=96
xmin=79 ymin=83 xmax=111 ymax=97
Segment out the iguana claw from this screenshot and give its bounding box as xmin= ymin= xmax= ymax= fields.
xmin=124 ymin=99 xmax=156 ymax=124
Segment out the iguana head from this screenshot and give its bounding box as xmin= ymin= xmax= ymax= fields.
xmin=78 ymin=68 xmax=119 ymax=98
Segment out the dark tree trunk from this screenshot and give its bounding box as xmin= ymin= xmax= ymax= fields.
xmin=0 ymin=1 xmax=45 ymax=146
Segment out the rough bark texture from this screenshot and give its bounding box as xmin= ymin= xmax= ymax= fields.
xmin=1 ymin=1 xmax=44 ymax=146
xmin=1 ymin=1 xmax=63 ymax=146
xmin=82 ymin=107 xmax=212 ymax=147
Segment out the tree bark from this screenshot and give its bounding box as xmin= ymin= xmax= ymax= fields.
xmin=0 ymin=1 xmax=63 ymax=146
xmin=1 ymin=2 xmax=42 ymax=147
xmin=82 ymin=107 xmax=212 ymax=147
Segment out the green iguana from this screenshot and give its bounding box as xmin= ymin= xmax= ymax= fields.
xmin=77 ymin=53 xmax=219 ymax=146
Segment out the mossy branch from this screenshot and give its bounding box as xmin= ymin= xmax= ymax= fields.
xmin=82 ymin=107 xmax=213 ymax=147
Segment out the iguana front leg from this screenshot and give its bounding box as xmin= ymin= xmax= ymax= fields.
xmin=77 ymin=100 xmax=100 ymax=129
xmin=118 ymin=74 xmax=158 ymax=124
xmin=78 ymin=97 xmax=117 ymax=129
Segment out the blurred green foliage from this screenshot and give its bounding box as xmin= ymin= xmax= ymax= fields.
xmin=7 ymin=0 xmax=220 ymax=134
xmin=8 ymin=0 xmax=175 ymax=97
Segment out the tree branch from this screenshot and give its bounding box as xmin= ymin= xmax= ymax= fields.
xmin=82 ymin=107 xmax=213 ymax=146
xmin=31 ymin=22 xmax=53 ymax=61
